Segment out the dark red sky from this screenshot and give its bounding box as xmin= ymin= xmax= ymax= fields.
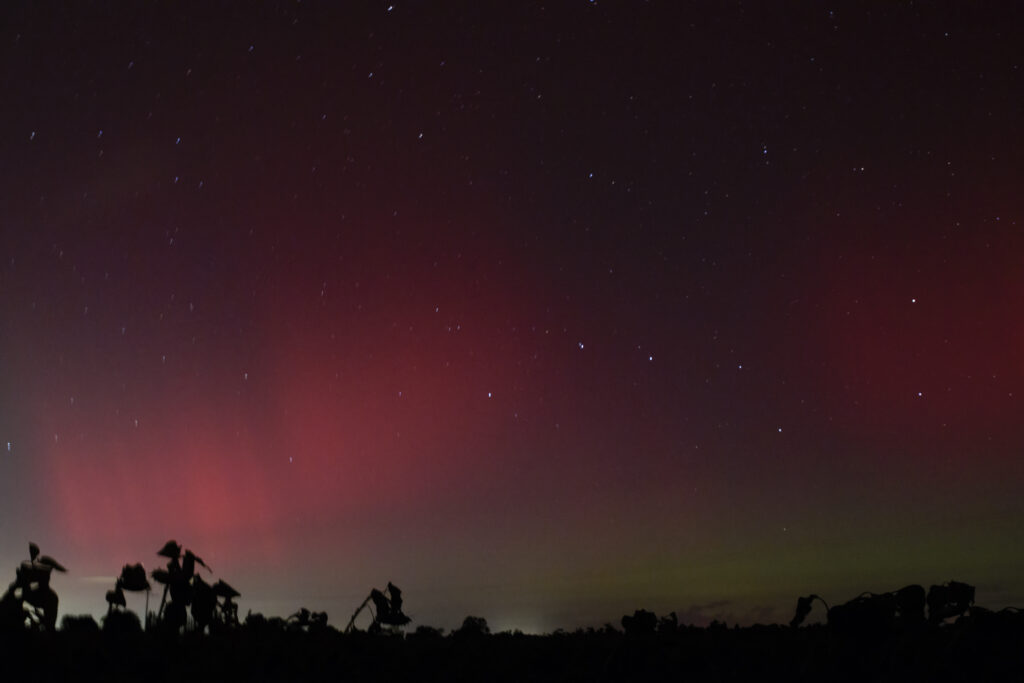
xmin=1 ymin=2 xmax=1023 ymax=631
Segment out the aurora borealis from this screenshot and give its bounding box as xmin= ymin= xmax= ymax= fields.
xmin=1 ymin=2 xmax=1023 ymax=632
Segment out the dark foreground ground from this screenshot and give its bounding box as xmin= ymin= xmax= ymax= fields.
xmin=1 ymin=620 xmax=1022 ymax=682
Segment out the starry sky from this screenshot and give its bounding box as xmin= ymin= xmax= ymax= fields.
xmin=1 ymin=2 xmax=1023 ymax=632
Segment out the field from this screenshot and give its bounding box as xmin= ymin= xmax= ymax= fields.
xmin=1 ymin=615 xmax=1021 ymax=682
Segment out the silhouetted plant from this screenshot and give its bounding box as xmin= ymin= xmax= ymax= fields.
xmin=108 ymin=563 xmax=152 ymax=626
xmin=190 ymin=574 xmax=217 ymax=632
xmin=345 ymin=581 xmax=410 ymax=633
xmin=0 ymin=542 xmax=67 ymax=632
xmin=105 ymin=585 xmax=126 ymax=616
xmin=211 ymin=579 xmax=241 ymax=630
xmin=149 ymin=539 xmax=212 ymax=633
xmin=791 ymin=594 xmax=829 ymax=627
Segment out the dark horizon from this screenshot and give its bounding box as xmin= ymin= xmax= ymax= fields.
xmin=2 ymin=2 xmax=1023 ymax=634
xmin=0 ymin=539 xmax=999 ymax=636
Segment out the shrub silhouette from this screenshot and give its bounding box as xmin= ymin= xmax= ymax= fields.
xmin=927 ymin=580 xmax=975 ymax=623
xmin=60 ymin=614 xmax=99 ymax=634
xmin=657 ymin=611 xmax=679 ymax=634
xmin=410 ymin=624 xmax=445 ymax=639
xmin=455 ymin=615 xmax=490 ymax=637
xmin=791 ymin=582 xmax=972 ymax=634
xmin=287 ymin=607 xmax=330 ymax=633
xmin=621 ymin=609 xmax=657 ymax=636
xmin=103 ymin=609 xmax=143 ymax=634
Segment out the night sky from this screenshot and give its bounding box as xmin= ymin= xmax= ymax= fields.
xmin=2 ymin=2 xmax=1023 ymax=632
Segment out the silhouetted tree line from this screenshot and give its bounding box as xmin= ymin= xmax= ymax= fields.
xmin=3 ymin=544 xmax=1024 ymax=681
